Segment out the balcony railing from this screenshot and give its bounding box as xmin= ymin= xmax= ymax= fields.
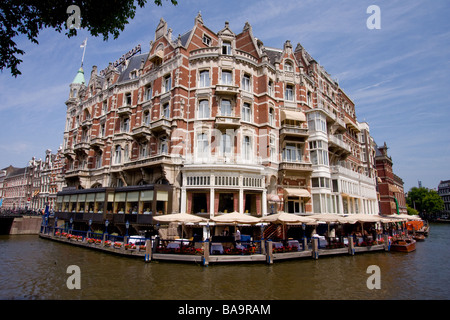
xmin=328 ymin=134 xmax=351 ymax=153
xmin=279 ymin=161 xmax=313 ymax=172
xmin=215 ymin=115 xmax=241 ymax=128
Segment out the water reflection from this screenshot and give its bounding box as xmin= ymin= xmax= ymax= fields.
xmin=1 ymin=223 xmax=449 ymax=300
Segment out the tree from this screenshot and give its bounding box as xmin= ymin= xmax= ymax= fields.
xmin=406 ymin=187 xmax=444 ymax=218
xmin=0 ymin=0 xmax=177 ymax=76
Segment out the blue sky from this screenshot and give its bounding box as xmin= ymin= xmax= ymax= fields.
xmin=0 ymin=0 xmax=449 ymax=191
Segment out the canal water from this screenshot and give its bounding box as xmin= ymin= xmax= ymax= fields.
xmin=1 ymin=223 xmax=449 ymax=300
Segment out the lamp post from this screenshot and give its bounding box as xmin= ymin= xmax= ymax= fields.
xmin=125 ymin=220 xmax=130 ymax=237
xmin=69 ymin=217 xmax=73 ymax=232
xmin=105 ymin=219 xmax=109 ymax=235
xmin=88 ymin=219 xmax=92 ymax=232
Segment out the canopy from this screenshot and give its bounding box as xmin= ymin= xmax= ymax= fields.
xmin=308 ymin=213 xmax=350 ymax=224
xmin=152 ymin=212 xmax=208 ymax=224
xmin=386 ymin=214 xmax=421 ymax=221
xmin=345 ymin=214 xmax=384 ymax=223
xmin=260 ymin=211 xmax=316 ymax=225
xmin=281 ymin=110 xmax=306 ymax=122
xmin=283 ymin=188 xmax=311 ymax=198
xmin=211 ymin=211 xmax=261 ymax=225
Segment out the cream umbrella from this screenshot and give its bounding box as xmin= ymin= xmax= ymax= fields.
xmin=153 ymin=213 xmax=208 ymax=239
xmin=210 ymin=211 xmax=261 ymax=224
xmin=260 ymin=211 xmax=317 ymax=240
xmin=260 ymin=211 xmax=316 ymax=225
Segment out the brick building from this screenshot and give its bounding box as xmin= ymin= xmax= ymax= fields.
xmin=58 ymin=14 xmax=378 ymax=222
xmin=375 ymin=142 xmax=407 ymax=215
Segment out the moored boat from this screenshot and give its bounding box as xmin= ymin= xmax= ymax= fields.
xmin=390 ymin=238 xmax=416 ymax=252
xmin=413 ymin=234 xmax=425 ymax=241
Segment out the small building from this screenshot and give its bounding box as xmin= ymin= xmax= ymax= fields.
xmin=438 ymin=180 xmax=450 ymax=213
xmin=375 ymin=142 xmax=407 ymax=215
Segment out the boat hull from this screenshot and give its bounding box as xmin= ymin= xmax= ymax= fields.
xmin=390 ymin=239 xmax=416 ymax=253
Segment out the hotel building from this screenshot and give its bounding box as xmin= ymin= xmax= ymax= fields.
xmin=57 ymin=14 xmax=378 ymax=229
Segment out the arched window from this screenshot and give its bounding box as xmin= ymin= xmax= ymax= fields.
xmin=284 ymin=61 xmax=294 ymax=72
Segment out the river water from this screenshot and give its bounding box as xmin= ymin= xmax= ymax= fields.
xmin=1 ymin=223 xmax=449 ymax=300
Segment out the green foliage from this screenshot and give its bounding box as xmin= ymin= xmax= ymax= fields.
xmin=0 ymin=0 xmax=178 ymax=76
xmin=406 ymin=187 xmax=444 ymax=216
xmin=406 ymin=205 xmax=419 ymax=216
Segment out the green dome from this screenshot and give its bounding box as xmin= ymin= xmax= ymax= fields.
xmin=72 ymin=67 xmax=86 ymax=85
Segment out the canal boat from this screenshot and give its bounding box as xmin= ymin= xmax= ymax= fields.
xmin=390 ymin=238 xmax=416 ymax=253
xmin=413 ymin=234 xmax=425 ymax=241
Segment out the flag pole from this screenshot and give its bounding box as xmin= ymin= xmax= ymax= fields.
xmin=81 ymin=38 xmax=87 ymax=67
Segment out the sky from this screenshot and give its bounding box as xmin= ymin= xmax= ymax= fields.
xmin=0 ymin=0 xmax=449 ymax=192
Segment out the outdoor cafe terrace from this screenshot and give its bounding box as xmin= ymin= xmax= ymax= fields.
xmin=39 ymin=212 xmax=422 ymax=264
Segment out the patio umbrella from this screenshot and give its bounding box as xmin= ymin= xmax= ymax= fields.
xmin=153 ymin=213 xmax=208 ymax=239
xmin=260 ymin=211 xmax=316 ymax=224
xmin=308 ymin=213 xmax=349 ymax=224
xmin=210 ymin=211 xmax=261 ymax=225
xmin=260 ymin=211 xmax=317 ymax=240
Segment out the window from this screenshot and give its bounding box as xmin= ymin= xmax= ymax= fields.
xmin=221 ymin=133 xmax=232 ymax=155
xmin=202 ymin=34 xmax=211 ymax=46
xmin=242 ymin=103 xmax=252 ymax=122
xmin=143 ymin=110 xmax=150 ymax=125
xmin=96 ymin=153 xmax=102 ymax=168
xmin=285 ymin=84 xmax=294 ymax=101
xmin=268 ymin=80 xmax=274 ymax=96
xmin=162 ymin=103 xmax=170 ymax=118
xmin=100 ymin=123 xmax=106 ymax=137
xmin=287 ymin=198 xmax=305 ymax=214
xmin=198 ymin=100 xmax=210 ymax=119
xmin=312 ymin=177 xmax=331 ymax=188
xmin=242 ymin=74 xmax=251 ymax=91
xmin=221 ymin=70 xmax=232 ymax=85
xmin=114 ymin=146 xmax=122 ymax=164
xmin=309 ymin=140 xmax=329 ymax=166
xmin=164 ymin=74 xmax=171 ymax=93
xmin=243 ymin=136 xmax=252 ymax=160
xmin=121 ymin=118 xmax=130 ymax=132
xmin=145 ymin=85 xmax=152 ymax=101
xmin=160 ymin=136 xmax=168 ymax=154
xmin=197 ymin=133 xmax=209 ymax=157
xmin=140 ymin=143 xmax=148 ymax=158
xmin=199 ymin=70 xmax=210 ymax=87
xmin=282 ymin=143 xmax=303 ymax=162
xmin=222 ymin=41 xmax=231 ymax=55
xmin=284 ymin=61 xmax=294 ymax=72
xmin=102 ymin=101 xmax=108 ymax=115
xmin=307 ymin=91 xmax=312 ymax=106
xmin=269 ymin=108 xmax=274 ymax=126
xmin=125 ymin=93 xmax=132 ymax=106
xmin=269 ymin=135 xmax=276 ymax=162
xmin=307 ymin=112 xmax=327 ymax=133
xmin=221 ymin=99 xmax=232 ymax=116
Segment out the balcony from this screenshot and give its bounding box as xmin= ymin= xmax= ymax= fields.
xmin=63 ymin=147 xmax=75 ymax=157
xmin=117 ymin=105 xmax=132 ymax=116
xmin=123 ymin=153 xmax=174 ymax=171
xmin=279 ymin=161 xmax=313 ymax=173
xmin=215 ymin=115 xmax=241 ymax=128
xmin=215 ymin=84 xmax=239 ymax=95
xmin=131 ymin=125 xmax=152 ymax=140
xmin=150 ymin=118 xmax=171 ymax=133
xmin=328 ymin=134 xmax=351 ymax=156
xmin=280 ymin=125 xmax=309 ymax=139
xmin=73 ymin=142 xmax=90 ymax=153
xmin=90 ymin=137 xmax=105 ymax=148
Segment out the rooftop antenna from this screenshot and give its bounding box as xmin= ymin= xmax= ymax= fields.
xmin=80 ymin=38 xmax=87 ymax=67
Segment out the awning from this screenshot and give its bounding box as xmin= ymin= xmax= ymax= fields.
xmin=281 ymin=110 xmax=306 ymax=122
xmin=267 ymin=194 xmax=282 ymax=202
xmin=284 ymin=188 xmax=311 ymax=198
